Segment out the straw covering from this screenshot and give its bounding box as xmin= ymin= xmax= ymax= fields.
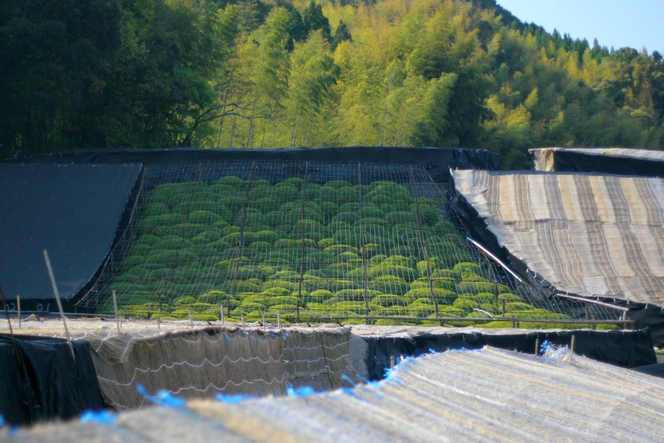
xmin=10 ymin=347 xmax=664 ymax=442
xmin=85 ymin=326 xmax=359 ymax=410
xmin=453 ymin=169 xmax=664 ymax=306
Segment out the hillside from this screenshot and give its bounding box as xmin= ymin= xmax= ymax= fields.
xmin=2 ymin=0 xmax=663 ymax=167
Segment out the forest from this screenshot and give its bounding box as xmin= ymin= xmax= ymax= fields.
xmin=2 ymin=0 xmax=664 ymax=168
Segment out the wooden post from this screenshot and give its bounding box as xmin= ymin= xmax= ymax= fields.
xmin=220 ymin=305 xmax=225 ymax=326
xmin=190 ymin=311 xmax=194 ymax=328
xmin=17 ymin=296 xmax=21 ymax=329
xmin=277 ymin=311 xmax=281 ymax=329
xmin=534 ymin=338 xmax=539 ymax=356
xmin=242 ymin=315 xmax=245 ymax=328
xmin=570 ymin=334 xmax=576 ymax=359
xmin=389 ymin=355 xmax=396 ymax=369
xmin=112 ymin=290 xmax=121 ymax=333
xmin=261 ymin=311 xmax=266 ymax=331
xmin=158 ymin=318 xmax=161 ymax=331
xmin=43 ymin=250 xmax=75 ymax=361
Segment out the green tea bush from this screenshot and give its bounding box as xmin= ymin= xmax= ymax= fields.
xmin=107 ymin=176 xmax=543 ymax=325
xmin=305 ymin=184 xmax=321 ymax=200
xmin=250 ymin=198 xmax=279 ymax=214
xmin=331 ymin=212 xmax=360 ymax=224
xmin=456 ymin=281 xmax=498 ymax=295
xmin=404 ymin=287 xmax=456 ymax=305
xmin=319 ymin=202 xmax=338 ymax=220
xmin=331 ymin=301 xmax=367 ymax=314
xmin=189 ymin=210 xmax=223 ymax=225
xmin=272 ymin=184 xmax=298 ymax=203
xmin=385 ymin=211 xmax=418 ymax=225
xmin=453 ymin=298 xmax=480 ymax=313
xmin=272 ymin=270 xmax=300 ymax=281
xmin=233 ymin=280 xmax=262 ymax=293
xmin=367 ymin=276 xmax=409 ymax=295
xmin=334 ymin=289 xmax=381 ymax=301
xmin=368 ymin=264 xmax=418 ymax=281
xmin=268 ymin=304 xmax=297 ymax=314
xmin=371 ymin=294 xmax=405 ymax=307
xmin=318 ymin=187 xmax=337 ymax=202
xmin=408 ymin=300 xmax=435 ymax=317
xmin=497 ymin=292 xmax=522 ymax=302
xmin=217 ymin=176 xmax=245 ymax=187
xmin=336 ymin=186 xmax=359 ymax=201
xmin=249 ymin=185 xmax=272 ymax=200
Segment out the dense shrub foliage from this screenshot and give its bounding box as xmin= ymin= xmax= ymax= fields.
xmin=2 ymin=0 xmax=663 ymax=167
xmin=102 ymin=176 xmax=576 ymax=327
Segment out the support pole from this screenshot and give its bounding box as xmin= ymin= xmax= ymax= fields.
xmin=357 ymin=163 xmax=371 ymax=325
xmin=17 ymin=296 xmax=21 ymax=329
xmin=534 ymin=338 xmax=539 ymax=356
xmin=43 ymin=250 xmax=75 ymax=361
xmin=112 ymin=290 xmax=121 ymax=333
xmin=277 ymin=311 xmax=281 ymax=329
xmin=220 ymin=304 xmax=225 ymax=326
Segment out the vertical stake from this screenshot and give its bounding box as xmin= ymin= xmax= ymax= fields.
xmin=190 ymin=311 xmax=193 ymax=328
xmin=220 ymin=304 xmax=225 ymax=326
xmin=389 ymin=355 xmax=396 ymax=369
xmin=534 ymin=338 xmax=540 ymax=356
xmin=242 ymin=315 xmax=245 ymax=328
xmin=43 ymin=250 xmax=75 ymax=361
xmin=17 ymin=296 xmax=21 ymax=329
xmin=261 ymin=311 xmax=266 ymax=331
xmin=112 ymin=290 xmax=121 ymax=333
xmin=158 ymin=318 xmax=161 ymax=331
xmin=570 ymin=334 xmax=576 ymax=359
xmin=277 ymin=311 xmax=281 ymax=329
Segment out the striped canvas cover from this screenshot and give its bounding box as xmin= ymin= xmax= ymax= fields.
xmin=453 ymin=170 xmax=664 ymax=305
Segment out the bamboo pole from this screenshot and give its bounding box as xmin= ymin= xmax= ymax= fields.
xmin=112 ymin=290 xmax=121 ymax=333
xmin=43 ymin=250 xmax=75 ymax=361
xmin=17 ymin=295 xmax=21 ymax=329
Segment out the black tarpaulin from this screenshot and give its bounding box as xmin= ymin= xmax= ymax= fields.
xmin=0 ymin=335 xmax=105 ymax=425
xmin=12 ymin=147 xmax=500 ymax=183
xmin=531 ymin=147 xmax=664 ymax=177
xmin=363 ymin=329 xmax=656 ymax=380
xmin=0 ymin=164 xmax=141 ymax=310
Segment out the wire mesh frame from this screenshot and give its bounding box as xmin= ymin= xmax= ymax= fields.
xmin=77 ymin=160 xmax=628 ymax=327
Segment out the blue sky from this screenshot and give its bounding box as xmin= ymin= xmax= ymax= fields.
xmin=496 ymin=0 xmax=664 ymax=55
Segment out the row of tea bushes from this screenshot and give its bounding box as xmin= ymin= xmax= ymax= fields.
xmin=102 ymin=177 xmax=582 ymax=327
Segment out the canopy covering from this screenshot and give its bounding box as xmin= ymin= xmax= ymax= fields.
xmin=451 ymin=169 xmax=664 ymax=305
xmin=531 ymin=147 xmax=664 ymax=177
xmin=13 ymin=347 xmax=664 ymax=442
xmin=0 ymin=163 xmax=141 ymax=307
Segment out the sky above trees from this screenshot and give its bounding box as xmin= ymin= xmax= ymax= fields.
xmin=497 ymin=0 xmax=664 ymax=54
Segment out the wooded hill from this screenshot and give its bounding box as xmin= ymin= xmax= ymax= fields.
xmin=2 ymin=0 xmax=663 ymax=168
